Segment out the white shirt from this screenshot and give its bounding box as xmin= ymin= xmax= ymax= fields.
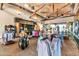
xmin=37 ymin=39 xmax=51 ymax=56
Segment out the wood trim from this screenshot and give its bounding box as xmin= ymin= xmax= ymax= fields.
xmin=1 ymin=3 xmax=3 ymax=10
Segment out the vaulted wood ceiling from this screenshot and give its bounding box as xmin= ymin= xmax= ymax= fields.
xmin=0 ymin=3 xmax=77 ymax=21
xmin=18 ymin=3 xmax=76 ymax=20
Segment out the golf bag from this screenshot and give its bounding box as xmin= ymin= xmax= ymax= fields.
xmin=18 ymin=36 xmax=29 ymax=50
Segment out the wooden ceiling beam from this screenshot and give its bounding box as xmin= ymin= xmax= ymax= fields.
xmin=52 ymin=4 xmax=54 ymax=14
xmin=47 ymin=3 xmax=70 ymax=17
xmin=8 ymin=3 xmax=45 ymax=19
xmin=8 ymin=3 xmax=33 ymax=13
xmin=43 ymin=15 xmax=75 ymax=21
xmin=1 ymin=3 xmax=3 ymax=10
xmin=42 ymin=10 xmax=74 ymax=21
xmin=29 ymin=4 xmax=46 ymax=18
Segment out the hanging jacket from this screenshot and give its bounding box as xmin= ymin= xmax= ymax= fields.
xmin=37 ymin=37 xmax=52 ymax=56
xmin=37 ymin=36 xmax=43 ymax=56
xmin=53 ymin=38 xmax=61 ymax=56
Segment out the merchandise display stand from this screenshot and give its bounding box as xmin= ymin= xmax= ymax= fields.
xmin=2 ymin=32 xmax=15 ymax=45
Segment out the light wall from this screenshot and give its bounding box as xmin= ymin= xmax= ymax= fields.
xmin=0 ymin=7 xmax=43 ymax=38
xmin=0 ymin=10 xmax=15 ymax=38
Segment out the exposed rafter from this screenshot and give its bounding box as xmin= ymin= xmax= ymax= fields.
xmin=8 ymin=3 xmax=45 ymax=19
xmin=52 ymin=4 xmax=54 ymax=14
xmin=29 ymin=4 xmax=46 ymax=18
xmin=3 ymin=3 xmax=75 ymax=22
xmin=1 ymin=3 xmax=3 ymax=10
xmin=43 ymin=10 xmax=75 ymax=21
xmin=47 ymin=4 xmax=70 ymax=17
xmin=43 ymin=15 xmax=75 ymax=21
